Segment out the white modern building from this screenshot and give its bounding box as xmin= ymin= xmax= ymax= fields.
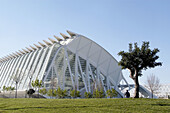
xmin=0 ymin=31 xmax=153 ymax=98
xmin=154 ymin=84 xmax=170 ymax=99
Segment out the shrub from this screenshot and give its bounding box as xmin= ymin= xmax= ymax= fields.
xmin=39 ymin=88 xmax=47 ymax=95
xmin=47 ymin=89 xmax=57 ymax=97
xmin=93 ymin=89 xmax=105 ymax=98
xmin=70 ymin=89 xmax=81 ymax=98
xmin=84 ymin=92 xmax=92 ymax=98
xmin=106 ymin=88 xmax=118 ymax=98
xmin=32 ymin=79 xmax=43 ymax=98
xmin=56 ymin=87 xmax=67 ymax=98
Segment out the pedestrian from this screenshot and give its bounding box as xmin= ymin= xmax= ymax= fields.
xmin=125 ymin=90 xmax=130 ymax=98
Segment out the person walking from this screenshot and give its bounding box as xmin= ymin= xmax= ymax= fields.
xmin=125 ymin=90 xmax=130 ymax=98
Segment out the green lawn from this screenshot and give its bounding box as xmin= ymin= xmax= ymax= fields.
xmin=0 ymin=98 xmax=169 ymax=113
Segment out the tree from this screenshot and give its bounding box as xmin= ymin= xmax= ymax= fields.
xmin=32 ymin=79 xmax=43 ymax=98
xmin=7 ymin=86 xmax=15 ymax=98
xmin=2 ymin=86 xmax=15 ymax=98
xmin=118 ymin=42 xmax=162 ymax=98
xmin=3 ymin=86 xmax=6 ymax=97
xmin=145 ymin=74 xmax=161 ymax=98
xmin=11 ymin=69 xmax=21 ymax=98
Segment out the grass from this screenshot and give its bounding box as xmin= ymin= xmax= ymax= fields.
xmin=0 ymin=98 xmax=169 ymax=113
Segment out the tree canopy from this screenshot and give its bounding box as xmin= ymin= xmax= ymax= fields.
xmin=118 ymin=41 xmax=162 ymax=98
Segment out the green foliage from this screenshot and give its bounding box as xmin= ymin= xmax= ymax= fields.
xmin=31 ymin=79 xmax=42 ymax=89
xmin=70 ymin=89 xmax=81 ymax=98
xmin=118 ymin=42 xmax=162 ymax=77
xmin=106 ymin=89 xmax=111 ymax=98
xmin=2 ymin=86 xmax=15 ymax=92
xmin=56 ymin=87 xmax=67 ymax=98
xmin=106 ymin=88 xmax=118 ymax=98
xmin=32 ymin=79 xmax=43 ymax=98
xmin=76 ymin=91 xmax=80 ymax=98
xmin=70 ymin=90 xmax=75 ymax=98
xmin=47 ymin=89 xmax=57 ymax=97
xmin=56 ymin=87 xmax=62 ymax=98
xmin=10 ymin=86 xmax=15 ymax=91
xmin=6 ymin=87 xmax=10 ymax=91
xmin=39 ymin=88 xmax=47 ymax=95
xmin=93 ymin=89 xmax=105 ymax=98
xmin=84 ymin=92 xmax=92 ymax=98
xmin=3 ymin=86 xmax=6 ymax=91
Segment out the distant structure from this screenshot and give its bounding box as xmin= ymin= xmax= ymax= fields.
xmin=154 ymin=84 xmax=170 ymax=99
xmin=0 ymin=30 xmax=154 ymax=98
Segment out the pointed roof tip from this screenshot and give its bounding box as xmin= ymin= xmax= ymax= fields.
xmin=4 ymin=56 xmax=9 ymax=61
xmin=12 ymin=52 xmax=19 ymax=57
xmin=30 ymin=45 xmax=37 ymax=50
xmin=34 ymin=44 xmax=41 ymax=49
xmin=4 ymin=56 xmax=9 ymax=60
xmin=2 ymin=57 xmax=6 ymax=61
xmin=0 ymin=31 xmax=76 ymax=62
xmin=7 ymin=55 xmax=12 ymax=59
xmin=38 ymin=42 xmax=46 ymax=47
xmin=48 ymin=38 xmax=57 ymax=43
xmin=9 ymin=54 xmax=16 ymax=58
xmin=0 ymin=58 xmax=4 ymax=61
xmin=2 ymin=58 xmax=6 ymax=61
xmin=54 ymin=35 xmax=63 ymax=41
xmin=19 ymin=50 xmax=25 ymax=54
xmin=22 ymin=48 xmax=29 ymax=53
xmin=66 ymin=30 xmax=76 ymax=37
xmin=34 ymin=43 xmax=41 ymax=49
xmin=16 ymin=51 xmax=22 ymax=56
xmin=26 ymin=47 xmax=33 ymax=52
xmin=60 ymin=33 xmax=70 ymax=40
xmin=43 ymin=40 xmax=52 ymax=46
xmin=8 ymin=55 xmax=14 ymax=59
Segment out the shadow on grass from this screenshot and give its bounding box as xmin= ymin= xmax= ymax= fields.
xmin=2 ymin=105 xmax=111 ymax=111
xmin=152 ymin=104 xmax=170 ymax=106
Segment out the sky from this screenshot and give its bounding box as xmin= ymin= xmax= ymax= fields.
xmin=0 ymin=0 xmax=169 ymax=85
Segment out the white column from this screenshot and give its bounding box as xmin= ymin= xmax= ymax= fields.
xmin=64 ymin=47 xmax=75 ymax=89
xmin=75 ymin=53 xmax=79 ymax=90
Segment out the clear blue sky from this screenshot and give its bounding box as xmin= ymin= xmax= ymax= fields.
xmin=0 ymin=0 xmax=169 ymax=85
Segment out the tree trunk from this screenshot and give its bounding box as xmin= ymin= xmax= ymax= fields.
xmin=152 ymin=91 xmax=153 ymax=98
xmin=134 ymin=76 xmax=139 ymax=98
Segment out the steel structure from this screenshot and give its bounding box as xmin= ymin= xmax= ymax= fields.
xmin=0 ymin=31 xmax=129 ymax=97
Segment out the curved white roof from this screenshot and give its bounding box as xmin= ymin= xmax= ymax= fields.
xmin=65 ymin=32 xmax=123 ymax=86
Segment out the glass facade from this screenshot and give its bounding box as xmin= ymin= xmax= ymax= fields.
xmin=0 ymin=31 xmax=125 ymax=97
